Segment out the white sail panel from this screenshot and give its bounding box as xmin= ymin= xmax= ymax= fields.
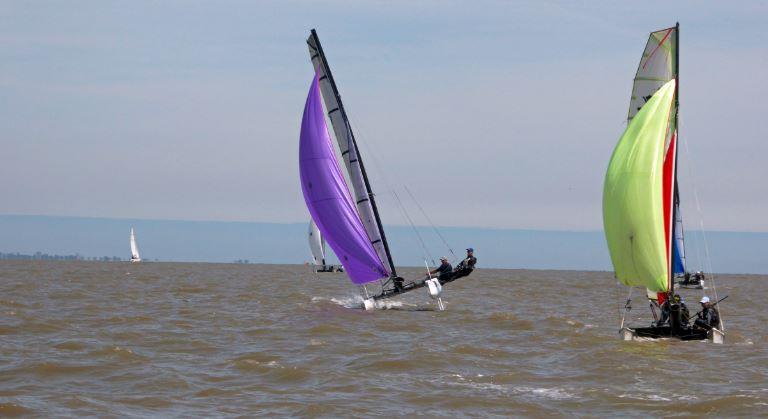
xmin=129 ymin=227 xmax=141 ymax=261
xmin=308 ymin=219 xmax=326 ymax=266
xmin=307 ymin=34 xmax=392 ymax=273
xmin=628 ymin=27 xmax=677 ymax=122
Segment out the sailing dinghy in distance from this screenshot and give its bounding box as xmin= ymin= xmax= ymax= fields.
xmin=129 ymin=227 xmax=141 ymax=263
xmin=308 ymin=219 xmax=343 ymax=273
xmin=603 ymin=23 xmax=724 ymax=343
xmin=300 ymin=29 xmax=472 ymax=310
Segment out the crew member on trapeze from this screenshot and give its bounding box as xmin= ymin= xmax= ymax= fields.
xmin=448 ymin=248 xmax=477 ymax=282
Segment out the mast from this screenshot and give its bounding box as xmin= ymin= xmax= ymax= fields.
xmin=669 ymin=22 xmax=680 ymax=296
xmin=307 ymin=29 xmax=398 ymax=277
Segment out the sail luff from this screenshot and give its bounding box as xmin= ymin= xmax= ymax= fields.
xmin=306 ymin=29 xmax=396 ymax=277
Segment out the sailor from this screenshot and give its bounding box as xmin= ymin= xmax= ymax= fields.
xmin=694 ymin=296 xmax=720 ymax=330
xmin=682 ymin=272 xmax=692 ymax=284
xmin=672 ymin=294 xmax=690 ymax=326
xmin=693 ymin=271 xmax=705 ymax=283
xmin=657 ymin=295 xmax=671 ymax=326
xmin=393 ymin=276 xmax=405 ymax=292
xmin=429 ymin=257 xmax=453 ymax=284
xmin=451 ymin=248 xmax=477 ymax=280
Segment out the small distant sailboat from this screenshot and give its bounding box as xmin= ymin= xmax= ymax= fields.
xmin=603 ymin=23 xmax=723 ymax=343
xmin=308 ymin=219 xmax=342 ymax=273
xmin=672 ymin=178 xmax=704 ymax=289
xmin=299 ymin=29 xmax=473 ymax=310
xmin=129 ymin=227 xmax=141 ymax=263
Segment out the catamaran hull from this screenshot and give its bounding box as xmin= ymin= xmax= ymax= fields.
xmin=620 ymin=326 xmax=724 ymax=344
xmin=361 ymin=277 xmax=447 ymax=311
xmin=676 ymin=280 xmax=704 ymax=290
xmin=130 ymin=259 xmax=141 ymax=263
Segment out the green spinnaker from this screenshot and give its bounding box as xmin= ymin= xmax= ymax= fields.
xmin=603 ymin=79 xmax=676 ymax=292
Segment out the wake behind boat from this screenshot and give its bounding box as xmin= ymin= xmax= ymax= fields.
xmin=603 ymin=23 xmax=724 ymax=343
xmin=299 ymin=29 xmax=476 ymax=310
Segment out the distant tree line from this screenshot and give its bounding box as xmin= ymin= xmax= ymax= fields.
xmin=0 ymin=251 xmax=122 ymax=262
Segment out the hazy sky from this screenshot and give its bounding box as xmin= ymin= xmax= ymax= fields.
xmin=2 ymin=1 xmax=766 ymax=231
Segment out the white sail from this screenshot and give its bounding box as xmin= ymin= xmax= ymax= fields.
xmin=628 ymin=27 xmax=677 ymax=122
xmin=308 ymin=219 xmax=326 ymax=266
xmin=129 ymin=227 xmax=141 ymax=262
xmin=307 ymin=32 xmax=393 ymax=274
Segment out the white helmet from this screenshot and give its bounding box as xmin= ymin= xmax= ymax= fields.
xmin=700 ymin=296 xmax=710 ymax=304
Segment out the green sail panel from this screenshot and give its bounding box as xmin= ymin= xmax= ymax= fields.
xmin=603 ymin=79 xmax=676 ymax=292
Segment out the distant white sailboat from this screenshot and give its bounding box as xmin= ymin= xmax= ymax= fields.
xmin=129 ymin=227 xmax=141 ymax=263
xmin=308 ymin=219 xmax=341 ymax=273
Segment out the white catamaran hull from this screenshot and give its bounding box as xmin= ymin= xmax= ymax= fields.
xmin=361 ymin=279 xmax=445 ymax=311
xmin=620 ymin=327 xmax=724 ymax=344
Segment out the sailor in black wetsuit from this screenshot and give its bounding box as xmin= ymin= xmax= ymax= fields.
xmin=673 ymin=294 xmax=690 ymax=326
xmin=450 ymin=248 xmax=477 ymax=281
xmin=694 ymin=296 xmax=720 ymax=330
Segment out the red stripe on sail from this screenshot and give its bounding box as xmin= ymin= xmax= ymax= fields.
xmin=662 ymin=131 xmax=677 ymax=289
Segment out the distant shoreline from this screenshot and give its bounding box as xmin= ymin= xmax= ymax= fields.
xmin=1 ymin=214 xmax=767 ymax=274
xmin=1 ymin=258 xmax=764 ymax=277
xmin=0 ymin=251 xmax=123 ymax=262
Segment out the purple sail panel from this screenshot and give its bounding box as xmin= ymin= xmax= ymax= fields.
xmin=299 ymin=76 xmax=390 ymax=284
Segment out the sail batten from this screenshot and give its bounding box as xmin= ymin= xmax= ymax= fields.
xmin=300 ymin=75 xmax=389 ymax=285
xmin=306 ymin=30 xmax=395 ymax=277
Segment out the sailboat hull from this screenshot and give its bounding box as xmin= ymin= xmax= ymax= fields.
xmin=314 ymin=266 xmax=342 ymax=273
xmin=676 ymin=283 xmax=704 ymax=290
xmin=620 ymin=326 xmax=723 ymax=343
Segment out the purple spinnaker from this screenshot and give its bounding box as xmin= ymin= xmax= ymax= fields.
xmin=299 ymin=76 xmax=390 ymax=284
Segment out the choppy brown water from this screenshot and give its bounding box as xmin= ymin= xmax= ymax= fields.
xmin=0 ymin=261 xmax=765 ymax=417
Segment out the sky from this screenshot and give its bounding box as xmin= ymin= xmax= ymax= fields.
xmin=1 ymin=1 xmax=766 ymax=232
